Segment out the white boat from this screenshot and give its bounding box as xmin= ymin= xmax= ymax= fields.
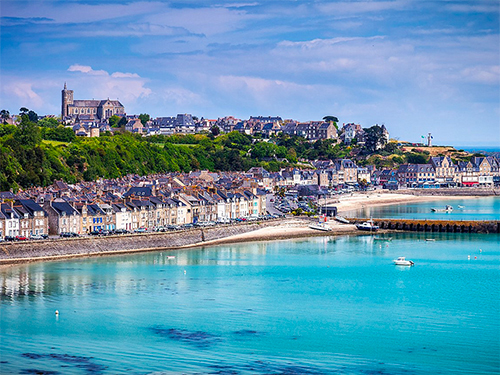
xmin=425 ymin=238 xmax=435 ymax=241
xmin=393 ymin=257 xmax=414 ymax=266
xmin=335 ymin=216 xmax=350 ymax=224
xmin=457 ymin=205 xmax=464 ymax=209
xmin=356 ymin=219 xmax=379 ymax=231
xmin=373 ymin=236 xmax=392 ymax=241
xmin=431 ymin=205 xmax=453 ymax=212
xmin=309 ymin=223 xmax=332 ymax=232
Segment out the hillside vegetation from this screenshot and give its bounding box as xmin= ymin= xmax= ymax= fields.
xmin=0 ymin=116 xmax=477 ymax=191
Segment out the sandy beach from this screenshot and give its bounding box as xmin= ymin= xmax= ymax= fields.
xmin=333 ymin=191 xmax=458 ymax=214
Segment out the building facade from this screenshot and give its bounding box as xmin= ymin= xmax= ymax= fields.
xmin=62 ymin=83 xmax=125 ymax=122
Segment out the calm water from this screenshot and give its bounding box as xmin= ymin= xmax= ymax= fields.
xmin=1 ymin=231 xmax=499 ymax=374
xmin=344 ymin=196 xmax=500 ymax=221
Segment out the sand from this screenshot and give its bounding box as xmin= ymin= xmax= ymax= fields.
xmin=199 ymin=191 xmax=483 ymax=247
xmin=333 ymin=191 xmax=456 ymax=214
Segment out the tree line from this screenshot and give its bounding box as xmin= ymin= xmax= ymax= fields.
xmin=0 ymin=113 xmax=471 ymax=191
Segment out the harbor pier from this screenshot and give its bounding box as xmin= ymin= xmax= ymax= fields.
xmin=347 ymin=218 xmax=500 ymax=233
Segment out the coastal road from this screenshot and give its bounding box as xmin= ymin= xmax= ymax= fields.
xmin=266 ymin=193 xmax=283 ymax=216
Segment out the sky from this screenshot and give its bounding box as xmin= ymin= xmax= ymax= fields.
xmin=1 ymin=0 xmax=499 ymax=146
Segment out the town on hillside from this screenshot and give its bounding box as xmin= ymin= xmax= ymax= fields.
xmin=1 ymin=149 xmax=499 ymax=241
xmin=0 ymin=85 xmax=499 ymax=240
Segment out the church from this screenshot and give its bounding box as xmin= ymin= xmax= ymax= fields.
xmin=61 ymin=83 xmax=125 ymax=122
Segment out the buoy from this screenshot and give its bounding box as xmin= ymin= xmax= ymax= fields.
xmin=474 ymin=256 xmax=477 ymax=259
xmin=468 ymin=255 xmax=470 ymax=260
xmin=183 ymin=270 xmax=186 ymax=274
xmin=55 ymin=310 xmax=59 ymax=315
xmin=480 ymin=249 xmax=482 ymax=253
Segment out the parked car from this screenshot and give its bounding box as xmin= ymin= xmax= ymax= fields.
xmin=4 ymin=236 xmax=16 ymax=241
xmin=29 ymin=234 xmax=44 ymax=240
xmin=182 ymin=223 xmax=194 ymax=229
xmin=60 ymin=232 xmax=79 ymax=238
xmin=134 ymin=227 xmax=148 ymax=233
xmin=90 ymin=230 xmax=101 ymax=236
xmin=113 ymin=229 xmax=129 ymax=235
xmin=15 ymin=235 xmax=29 ymax=241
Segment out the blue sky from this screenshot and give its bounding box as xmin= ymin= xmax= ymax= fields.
xmin=1 ymin=0 xmax=499 ymax=146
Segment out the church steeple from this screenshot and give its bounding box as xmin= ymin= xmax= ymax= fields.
xmin=61 ymin=83 xmax=73 ymax=118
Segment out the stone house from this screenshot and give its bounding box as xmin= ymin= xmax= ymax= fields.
xmin=1 ymin=202 xmax=19 ymax=237
xmin=45 ymin=200 xmax=81 ymax=235
xmin=15 ymin=199 xmax=48 ymax=236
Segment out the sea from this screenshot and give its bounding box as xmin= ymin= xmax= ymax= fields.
xmin=1 ymin=198 xmax=499 ymax=375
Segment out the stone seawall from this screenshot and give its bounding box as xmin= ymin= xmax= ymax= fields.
xmin=395 ymin=188 xmax=500 ymax=196
xmin=0 ymin=221 xmax=284 ymax=264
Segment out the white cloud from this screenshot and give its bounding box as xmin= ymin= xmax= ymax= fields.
xmin=461 ymin=66 xmax=500 ymax=85
xmin=3 ymin=82 xmax=44 ymax=109
xmin=316 ymin=0 xmax=414 ymax=15
xmin=1 ymin=1 xmax=166 ymax=24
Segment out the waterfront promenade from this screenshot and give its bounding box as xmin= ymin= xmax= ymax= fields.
xmin=2 ymin=190 xmax=498 ymax=265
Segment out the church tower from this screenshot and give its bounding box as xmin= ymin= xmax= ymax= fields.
xmin=61 ymin=82 xmax=73 ymax=118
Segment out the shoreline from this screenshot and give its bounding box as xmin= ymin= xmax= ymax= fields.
xmin=333 ymin=190 xmax=483 ymax=214
xmin=0 ymin=192 xmax=495 ymax=267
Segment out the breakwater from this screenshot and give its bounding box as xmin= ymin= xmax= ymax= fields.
xmin=0 ymin=221 xmax=284 ymax=264
xmin=348 ymin=218 xmax=500 ymax=233
xmin=394 ymin=188 xmax=500 ymax=196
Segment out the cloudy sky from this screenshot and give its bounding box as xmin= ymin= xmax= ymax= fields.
xmin=1 ymin=0 xmax=499 ymax=146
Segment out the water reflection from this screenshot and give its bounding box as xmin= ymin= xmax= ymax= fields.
xmin=1 ymin=232 xmax=498 ymax=303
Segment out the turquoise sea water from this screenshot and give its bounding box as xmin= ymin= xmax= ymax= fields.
xmin=1 ymin=230 xmax=499 ymax=374
xmin=344 ymin=196 xmax=500 ymax=221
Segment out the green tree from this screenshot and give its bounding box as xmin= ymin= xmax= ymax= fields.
xmin=0 ymin=110 xmax=10 ymax=124
xmin=364 ymin=125 xmax=387 ymax=153
xmin=323 ymin=115 xmax=339 ymax=130
xmin=15 ymin=115 xmax=41 ymax=148
xmin=406 ymin=153 xmax=428 ymax=164
xmin=38 ymin=117 xmax=59 ymax=128
xmin=139 ymin=113 xmax=150 ymax=125
xmin=108 ymin=115 xmax=121 ymax=127
xmin=210 ymin=125 xmax=220 ymax=137
xmin=118 ymin=116 xmax=127 ymax=127
xmin=28 ymin=110 xmax=38 ymax=123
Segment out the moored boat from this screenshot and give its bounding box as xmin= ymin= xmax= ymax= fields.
xmin=373 ymin=236 xmax=392 ymax=241
xmin=431 ymin=205 xmax=453 ymax=212
xmin=335 ymin=216 xmax=350 ymax=224
xmin=393 ymin=257 xmax=414 ymax=266
xmin=356 ymin=219 xmax=379 ymax=232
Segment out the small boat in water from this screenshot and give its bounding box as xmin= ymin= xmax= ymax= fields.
xmin=431 ymin=205 xmax=453 ymax=212
xmin=356 ymin=219 xmax=379 ymax=232
xmin=393 ymin=257 xmax=414 ymax=266
xmin=373 ymin=236 xmax=392 ymax=241
xmin=457 ymin=205 xmax=464 ymax=209
xmin=335 ymin=216 xmax=350 ymax=224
